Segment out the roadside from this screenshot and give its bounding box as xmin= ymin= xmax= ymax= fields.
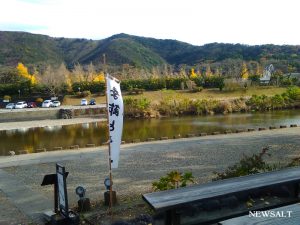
xmin=0 ymin=117 xmax=106 ymax=131
xmin=0 ymin=128 xmax=299 ymax=224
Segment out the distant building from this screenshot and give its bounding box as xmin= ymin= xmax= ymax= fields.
xmin=260 ymin=64 xmax=274 ymax=84
xmin=283 ymin=73 xmax=300 ymax=80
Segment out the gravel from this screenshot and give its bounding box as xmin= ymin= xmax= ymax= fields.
xmin=1 ymin=127 xmax=300 ymax=207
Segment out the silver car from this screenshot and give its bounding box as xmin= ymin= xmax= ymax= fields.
xmin=5 ymin=103 xmax=15 ymax=109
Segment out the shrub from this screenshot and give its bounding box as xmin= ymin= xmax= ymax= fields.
xmin=248 ymin=74 xmax=260 ymax=84
xmin=271 ymin=94 xmax=285 ymax=109
xmin=224 ymin=80 xmax=241 ymax=91
xmin=215 ymin=100 xmax=233 ymax=114
xmin=75 ymin=90 xmax=91 ymax=98
xmin=82 ymin=90 xmax=91 ymax=97
xmin=191 ymin=77 xmax=204 ymax=87
xmin=123 ymin=97 xmax=151 ymax=117
xmin=3 ymin=95 xmax=11 ymax=101
xmin=72 ymin=82 xmax=105 ymax=94
xmin=35 ymin=97 xmax=43 ymax=104
xmin=203 ymin=76 xmax=225 ymax=90
xmin=286 ymin=86 xmax=300 ymax=100
xmin=213 ymin=147 xmax=272 ymax=181
xmin=246 ymin=95 xmax=271 ymax=111
xmin=213 ymin=146 xmax=300 ymax=181
xmin=152 ymin=170 xmax=195 ymax=191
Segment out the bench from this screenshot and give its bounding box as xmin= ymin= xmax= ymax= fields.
xmin=142 ymin=167 xmax=300 ymax=225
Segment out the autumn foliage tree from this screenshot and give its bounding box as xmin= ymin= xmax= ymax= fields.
xmin=205 ymin=64 xmax=213 ymax=77
xmin=39 ymin=64 xmax=70 ymax=96
xmin=190 ymin=68 xmax=197 ymax=79
xmin=241 ymin=62 xmax=249 ymax=80
xmin=16 ymin=63 xmax=37 ymax=85
xmin=93 ymin=72 xmax=105 ymax=83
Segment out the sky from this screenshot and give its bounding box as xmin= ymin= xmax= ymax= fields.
xmin=0 ymin=0 xmax=300 ymax=46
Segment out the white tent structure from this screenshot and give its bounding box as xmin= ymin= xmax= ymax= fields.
xmin=260 ymin=64 xmax=274 ymax=84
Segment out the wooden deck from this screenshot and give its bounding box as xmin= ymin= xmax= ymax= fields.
xmin=143 ymin=167 xmax=300 ymax=211
xmin=143 ymin=167 xmax=300 ymax=225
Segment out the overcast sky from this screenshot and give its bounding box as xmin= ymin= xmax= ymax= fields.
xmin=0 ymin=0 xmax=299 ymax=46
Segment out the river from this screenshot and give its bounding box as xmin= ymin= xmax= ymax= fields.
xmin=0 ymin=109 xmax=300 ymax=155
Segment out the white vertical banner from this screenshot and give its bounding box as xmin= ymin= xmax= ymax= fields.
xmin=106 ymin=74 xmax=124 ymax=169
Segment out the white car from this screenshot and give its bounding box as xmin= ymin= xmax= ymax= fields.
xmin=52 ymin=100 xmax=61 ymax=107
xmin=81 ymin=99 xmax=88 ymax=106
xmin=42 ymin=100 xmax=53 ymax=108
xmin=15 ymin=101 xmax=27 ymax=109
xmin=5 ymin=103 xmax=15 ymax=109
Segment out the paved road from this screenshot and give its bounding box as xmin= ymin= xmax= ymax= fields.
xmin=0 ymin=104 xmax=106 ymax=113
xmin=0 ymin=127 xmax=299 ymax=224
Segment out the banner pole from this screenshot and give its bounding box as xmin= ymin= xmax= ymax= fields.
xmin=105 ymin=74 xmax=113 ymax=216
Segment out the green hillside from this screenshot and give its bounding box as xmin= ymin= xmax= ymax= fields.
xmin=0 ymin=31 xmax=63 ymax=66
xmin=0 ymin=31 xmax=300 ymax=72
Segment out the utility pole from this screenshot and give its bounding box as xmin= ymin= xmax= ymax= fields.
xmin=103 ymin=54 xmax=107 ymax=73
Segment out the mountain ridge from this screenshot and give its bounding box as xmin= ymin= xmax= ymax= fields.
xmin=0 ymin=31 xmax=300 ymax=71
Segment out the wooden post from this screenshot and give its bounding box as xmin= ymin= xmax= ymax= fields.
xmin=104 ymin=54 xmax=113 ymax=215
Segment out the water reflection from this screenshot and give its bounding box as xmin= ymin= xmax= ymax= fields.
xmin=0 ymin=110 xmax=300 ymax=155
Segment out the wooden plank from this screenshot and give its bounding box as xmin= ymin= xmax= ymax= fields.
xmin=221 ymin=203 xmax=300 ymax=225
xmin=143 ymin=167 xmax=300 ymax=211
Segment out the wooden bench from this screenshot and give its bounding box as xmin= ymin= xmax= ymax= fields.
xmin=142 ymin=167 xmax=300 ymax=225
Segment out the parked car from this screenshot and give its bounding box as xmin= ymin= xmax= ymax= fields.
xmin=81 ymin=99 xmax=88 ymax=106
xmin=27 ymin=102 xmax=37 ymax=108
xmin=42 ymin=100 xmax=53 ymax=108
xmin=5 ymin=103 xmax=15 ymax=109
xmin=15 ymin=101 xmax=27 ymax=109
xmin=89 ymin=99 xmax=96 ymax=105
xmin=52 ymin=100 xmax=61 ymax=107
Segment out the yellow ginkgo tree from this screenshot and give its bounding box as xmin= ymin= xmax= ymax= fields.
xmin=93 ymin=72 xmax=105 ymax=83
xmin=190 ymin=68 xmax=197 ymax=79
xmin=241 ymin=62 xmax=249 ymax=80
xmin=16 ymin=63 xmax=37 ymax=85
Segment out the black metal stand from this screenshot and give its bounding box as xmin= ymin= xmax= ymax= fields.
xmin=41 ymin=164 xmax=79 ymax=225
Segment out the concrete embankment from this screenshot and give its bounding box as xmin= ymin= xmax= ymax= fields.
xmin=0 ymin=104 xmax=106 ymax=122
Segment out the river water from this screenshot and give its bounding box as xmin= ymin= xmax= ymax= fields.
xmin=0 ymin=109 xmax=300 ymax=155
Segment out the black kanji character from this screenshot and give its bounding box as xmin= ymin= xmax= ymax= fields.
xmin=110 ymin=87 xmax=119 ymax=100
xmin=109 ymin=103 xmax=120 ymax=116
xmin=110 ymin=120 xmax=115 ymax=131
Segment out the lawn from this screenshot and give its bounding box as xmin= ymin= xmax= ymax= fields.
xmin=62 ymin=86 xmax=287 ymax=105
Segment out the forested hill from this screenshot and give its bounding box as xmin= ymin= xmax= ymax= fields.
xmin=1 ymin=31 xmax=300 ymax=70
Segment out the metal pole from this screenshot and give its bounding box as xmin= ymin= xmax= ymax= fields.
xmin=54 ymin=180 xmax=58 ymax=213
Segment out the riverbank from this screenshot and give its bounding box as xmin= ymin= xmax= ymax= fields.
xmin=0 ymin=127 xmax=300 ymax=224
xmin=0 ymin=117 xmax=106 ymax=131
xmin=0 ymin=104 xmax=106 ymax=123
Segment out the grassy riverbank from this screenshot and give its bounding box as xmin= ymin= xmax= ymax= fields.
xmin=62 ymin=86 xmax=300 ymax=118
xmin=63 ymin=86 xmax=287 ymax=105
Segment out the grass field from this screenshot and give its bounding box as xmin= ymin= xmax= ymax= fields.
xmin=63 ymin=86 xmax=287 ymax=105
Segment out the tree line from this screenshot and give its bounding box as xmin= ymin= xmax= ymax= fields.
xmin=0 ymin=60 xmax=298 ymax=97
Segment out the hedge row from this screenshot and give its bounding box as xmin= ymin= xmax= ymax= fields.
xmin=120 ymin=77 xmax=188 ymax=91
